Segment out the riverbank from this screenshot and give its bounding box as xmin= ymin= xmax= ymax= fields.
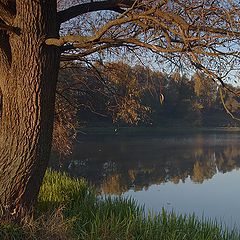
xmin=1 ymin=170 xmax=239 ymax=240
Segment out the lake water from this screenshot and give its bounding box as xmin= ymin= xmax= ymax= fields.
xmin=50 ymin=130 xmax=240 ymax=229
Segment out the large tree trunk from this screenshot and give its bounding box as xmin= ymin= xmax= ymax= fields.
xmin=0 ymin=0 xmax=60 ymax=219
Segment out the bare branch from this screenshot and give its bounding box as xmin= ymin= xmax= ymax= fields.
xmin=50 ymin=3 xmax=240 ymax=56
xmin=58 ymin=0 xmax=134 ymax=24
xmin=54 ymin=0 xmax=240 ymax=103
xmin=60 ymin=42 xmax=124 ymax=61
xmin=47 ymin=8 xmax=156 ymax=46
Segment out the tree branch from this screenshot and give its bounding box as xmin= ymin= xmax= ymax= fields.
xmin=60 ymin=42 xmax=124 ymax=61
xmin=58 ymin=0 xmax=134 ymax=24
xmin=47 ymin=8 xmax=156 ymax=46
xmin=0 ymin=2 xmax=14 ymax=25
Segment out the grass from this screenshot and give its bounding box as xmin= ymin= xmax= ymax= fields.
xmin=1 ymin=169 xmax=240 ymax=240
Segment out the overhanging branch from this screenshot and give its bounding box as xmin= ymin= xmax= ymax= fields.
xmin=58 ymin=0 xmax=134 ymax=24
xmin=60 ymin=42 xmax=124 ymax=61
xmin=47 ymin=8 xmax=156 ymax=47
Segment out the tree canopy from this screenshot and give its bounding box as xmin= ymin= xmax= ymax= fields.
xmin=53 ymin=1 xmax=240 ymax=85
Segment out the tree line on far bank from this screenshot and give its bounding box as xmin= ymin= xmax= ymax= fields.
xmin=56 ymin=61 xmax=240 ymax=134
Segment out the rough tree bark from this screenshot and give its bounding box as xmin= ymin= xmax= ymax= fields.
xmin=0 ymin=0 xmax=60 ymax=219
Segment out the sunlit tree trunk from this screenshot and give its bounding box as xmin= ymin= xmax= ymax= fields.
xmin=0 ymin=0 xmax=60 ymax=219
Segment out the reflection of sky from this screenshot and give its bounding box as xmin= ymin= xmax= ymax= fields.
xmin=51 ymin=132 xmax=240 ymax=229
xmin=123 ymin=169 xmax=240 ymax=230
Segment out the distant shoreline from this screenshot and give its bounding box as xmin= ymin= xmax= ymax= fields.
xmin=77 ymin=126 xmax=240 ymax=137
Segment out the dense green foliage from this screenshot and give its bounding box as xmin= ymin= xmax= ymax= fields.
xmin=1 ymin=170 xmax=240 ymax=240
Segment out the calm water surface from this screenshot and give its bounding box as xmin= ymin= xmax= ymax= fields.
xmin=50 ymin=130 xmax=240 ymax=229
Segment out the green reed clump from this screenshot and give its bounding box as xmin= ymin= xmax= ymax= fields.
xmin=38 ymin=169 xmax=95 ymax=212
xmin=1 ymin=169 xmax=240 ymax=240
xmin=37 ymin=170 xmax=240 ymax=240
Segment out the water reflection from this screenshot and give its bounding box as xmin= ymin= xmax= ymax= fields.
xmin=50 ymin=132 xmax=240 ymax=195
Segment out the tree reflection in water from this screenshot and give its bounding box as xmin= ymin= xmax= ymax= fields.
xmin=50 ymin=132 xmax=240 ymax=195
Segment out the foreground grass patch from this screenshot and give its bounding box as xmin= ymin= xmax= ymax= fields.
xmin=1 ymin=169 xmax=240 ymax=240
